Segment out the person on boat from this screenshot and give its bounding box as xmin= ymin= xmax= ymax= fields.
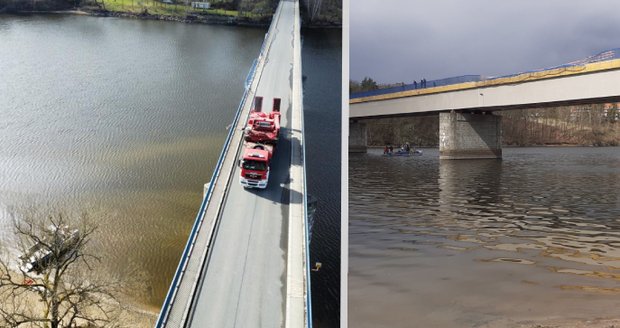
xmin=383 ymin=145 xmax=389 ymax=154
xmin=388 ymin=144 xmax=393 ymax=153
xmin=404 ymin=142 xmax=411 ymax=152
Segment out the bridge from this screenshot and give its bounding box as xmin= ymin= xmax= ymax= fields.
xmin=350 ymin=49 xmax=620 ymax=159
xmin=155 ymin=1 xmax=312 ymax=327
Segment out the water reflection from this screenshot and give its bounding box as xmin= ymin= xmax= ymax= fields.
xmin=0 ymin=15 xmax=264 ymax=311
xmin=437 ymin=157 xmax=620 ymax=270
xmin=350 ymin=147 xmax=620 ymax=327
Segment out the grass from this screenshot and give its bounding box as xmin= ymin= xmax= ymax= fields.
xmin=99 ymin=0 xmax=259 ymax=18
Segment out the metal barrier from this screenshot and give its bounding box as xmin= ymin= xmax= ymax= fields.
xmin=350 ymin=75 xmax=481 ymax=99
xmin=350 ymin=48 xmax=620 ymax=99
xmin=294 ymin=0 xmax=313 ymax=324
xmin=154 ymin=1 xmax=293 ymax=325
xmin=301 ymin=49 xmax=313 ymax=328
xmin=492 ymin=48 xmax=620 ymax=79
xmin=155 ymin=62 xmax=257 ymax=328
xmin=154 ymin=6 xmax=278 ymax=326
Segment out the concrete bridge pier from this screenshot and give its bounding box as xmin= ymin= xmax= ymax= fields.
xmin=349 ymin=121 xmax=368 ymax=153
xmin=439 ymin=111 xmax=502 ymax=160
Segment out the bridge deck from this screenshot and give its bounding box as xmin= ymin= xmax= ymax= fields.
xmin=350 ymin=60 xmax=620 ymax=118
xmin=157 ymin=1 xmax=308 ymax=327
xmin=350 ymin=59 xmax=620 ymax=105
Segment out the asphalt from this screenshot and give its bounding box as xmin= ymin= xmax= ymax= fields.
xmin=186 ymin=2 xmax=296 ymax=327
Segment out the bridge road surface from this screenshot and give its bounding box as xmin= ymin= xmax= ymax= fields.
xmin=186 ymin=1 xmax=298 ymax=327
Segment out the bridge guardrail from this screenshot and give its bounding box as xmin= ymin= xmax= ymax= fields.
xmin=292 ymin=0 xmax=313 ymax=326
xmin=301 ymin=43 xmax=313 ymax=328
xmin=155 ymin=3 xmax=285 ymax=326
xmin=155 ymin=58 xmax=257 ymax=328
xmin=351 ymin=48 xmax=620 ymax=100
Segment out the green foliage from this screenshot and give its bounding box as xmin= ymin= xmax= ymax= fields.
xmin=98 ymin=0 xmax=266 ymax=18
xmin=359 ymin=77 xmax=378 ymax=91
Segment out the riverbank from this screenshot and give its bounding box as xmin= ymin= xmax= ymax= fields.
xmin=0 ymin=269 xmax=158 ymax=327
xmin=0 ymin=2 xmax=342 ymax=28
xmin=484 ymin=317 xmax=620 ymax=328
xmin=86 ymin=8 xmax=268 ymax=27
xmin=4 ymin=5 xmax=271 ymax=27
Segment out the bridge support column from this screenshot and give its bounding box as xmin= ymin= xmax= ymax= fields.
xmin=349 ymin=121 xmax=368 ymax=153
xmin=439 ymin=111 xmax=502 ymax=159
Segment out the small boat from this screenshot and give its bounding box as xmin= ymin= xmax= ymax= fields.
xmin=19 ymin=225 xmax=80 ymax=274
xmin=383 ymin=149 xmax=423 ymax=157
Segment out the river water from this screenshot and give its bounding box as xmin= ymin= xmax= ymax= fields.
xmin=0 ymin=14 xmax=340 ymax=323
xmin=303 ymin=28 xmax=341 ymax=328
xmin=350 ymin=147 xmax=620 ymax=327
xmin=0 ymin=13 xmax=264 ymax=311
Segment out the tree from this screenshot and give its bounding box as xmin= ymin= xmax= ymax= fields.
xmin=303 ymin=0 xmax=322 ymax=22
xmin=360 ymin=76 xmax=378 ymax=92
xmin=349 ymin=80 xmax=361 ymax=93
xmin=0 ymin=213 xmax=120 ymax=328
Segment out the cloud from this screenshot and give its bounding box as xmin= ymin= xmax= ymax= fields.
xmin=350 ymin=0 xmax=620 ymax=83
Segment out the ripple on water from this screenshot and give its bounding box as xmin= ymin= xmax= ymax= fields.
xmin=0 ymin=15 xmax=266 ymax=309
xmin=350 ymin=147 xmax=620 ymax=326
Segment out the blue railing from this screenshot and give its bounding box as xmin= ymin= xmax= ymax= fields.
xmin=300 ymin=52 xmax=313 ymax=328
xmin=155 ymin=61 xmax=258 ymax=327
xmin=350 ymin=75 xmax=481 ymax=99
xmin=492 ymin=47 xmax=620 ymax=79
xmin=154 ymin=18 xmax=266 ymax=328
xmin=303 ymin=111 xmax=313 ymax=328
xmin=155 ymin=2 xmax=307 ymax=326
xmin=351 ymin=48 xmax=620 ymax=100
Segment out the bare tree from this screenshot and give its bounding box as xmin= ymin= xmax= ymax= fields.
xmin=0 ymin=213 xmax=120 ymax=328
xmin=303 ymin=0 xmax=322 ymax=22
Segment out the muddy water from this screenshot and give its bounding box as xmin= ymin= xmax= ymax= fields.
xmin=350 ymin=147 xmax=620 ymax=327
xmin=0 ymin=14 xmax=264 ymax=310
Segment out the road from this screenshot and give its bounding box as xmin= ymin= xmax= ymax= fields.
xmin=186 ymin=1 xmax=297 ymax=327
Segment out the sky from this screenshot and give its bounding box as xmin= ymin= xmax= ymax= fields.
xmin=350 ymin=0 xmax=620 ymax=84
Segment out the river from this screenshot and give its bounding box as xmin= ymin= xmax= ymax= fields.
xmin=0 ymin=13 xmax=341 ymax=325
xmin=349 ymin=147 xmax=620 ymax=327
xmin=303 ymin=28 xmax=341 ymax=328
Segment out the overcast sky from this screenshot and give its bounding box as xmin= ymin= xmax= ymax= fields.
xmin=350 ymin=0 xmax=620 ymax=84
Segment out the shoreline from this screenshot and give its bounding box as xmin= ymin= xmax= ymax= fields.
xmin=0 ymin=269 xmax=158 ymax=328
xmin=0 ymin=8 xmax=342 ymax=28
xmin=367 ymin=144 xmax=619 ymax=149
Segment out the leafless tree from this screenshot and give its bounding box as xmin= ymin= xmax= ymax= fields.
xmin=303 ymin=0 xmax=322 ymax=22
xmin=0 ymin=213 xmax=120 ymax=328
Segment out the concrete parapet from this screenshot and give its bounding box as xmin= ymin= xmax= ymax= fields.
xmin=349 ymin=121 xmax=367 ymax=153
xmin=439 ymin=111 xmax=502 ymax=159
